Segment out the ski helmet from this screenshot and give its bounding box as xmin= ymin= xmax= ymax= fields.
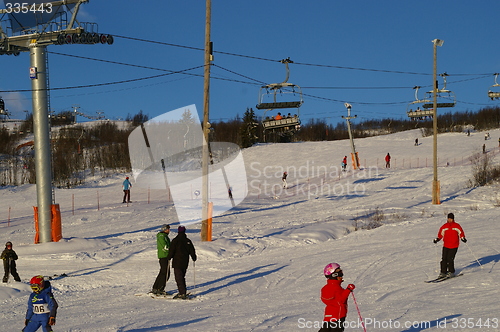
xmin=30 ymin=275 xmax=45 ymax=293
xmin=161 ymin=224 xmax=170 ymax=232
xmin=324 ymin=263 xmax=341 ymax=277
xmin=5 ymin=241 xmax=12 ymax=248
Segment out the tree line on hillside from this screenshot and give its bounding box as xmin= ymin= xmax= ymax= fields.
xmin=0 ymin=111 xmax=146 ymax=187
xmin=0 ymin=106 xmax=498 ymax=187
xmin=212 ymin=106 xmax=500 ymax=146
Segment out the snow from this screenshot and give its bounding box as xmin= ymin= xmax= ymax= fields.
xmin=1 ymin=128 xmax=500 ymax=331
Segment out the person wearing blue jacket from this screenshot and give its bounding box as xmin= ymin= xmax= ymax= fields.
xmin=122 ymin=176 xmax=132 ymax=203
xmin=23 ymin=275 xmax=58 ymax=332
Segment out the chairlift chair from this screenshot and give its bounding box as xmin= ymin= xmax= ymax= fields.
xmin=0 ymin=97 xmax=10 ymax=120
xmin=421 ymin=73 xmax=456 ymax=109
xmin=257 ymin=58 xmax=303 ymax=138
xmin=487 ymin=73 xmax=500 ymax=100
xmin=406 ymin=86 xmax=433 ymax=119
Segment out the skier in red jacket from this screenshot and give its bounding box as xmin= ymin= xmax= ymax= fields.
xmin=385 ymin=153 xmax=391 ymax=168
xmin=319 ymin=263 xmax=355 ymax=332
xmin=433 ymin=213 xmax=467 ymax=278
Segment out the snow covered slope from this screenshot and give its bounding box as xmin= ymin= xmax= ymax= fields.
xmin=1 ymin=128 xmax=499 ymax=331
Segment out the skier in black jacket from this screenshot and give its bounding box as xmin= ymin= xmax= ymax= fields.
xmin=167 ymin=226 xmax=197 ymax=299
xmin=2 ymin=241 xmax=21 ymax=282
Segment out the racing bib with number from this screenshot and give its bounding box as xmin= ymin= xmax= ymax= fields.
xmin=32 ymin=303 xmax=49 ymax=314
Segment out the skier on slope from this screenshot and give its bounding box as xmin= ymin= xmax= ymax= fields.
xmin=2 ymin=241 xmax=21 ymax=282
xmin=341 ymin=156 xmax=347 ymax=172
xmin=122 ymin=176 xmax=132 ymax=203
xmin=433 ymin=213 xmax=467 ymax=278
xmin=385 ymin=153 xmax=391 ymax=168
xmin=23 ymin=275 xmax=58 ymax=332
xmin=151 ymin=224 xmax=171 ymax=295
xmin=282 ymin=171 xmax=288 ymax=189
xmin=319 ymin=263 xmax=355 ymax=332
xmin=166 ymin=226 xmax=197 ymax=299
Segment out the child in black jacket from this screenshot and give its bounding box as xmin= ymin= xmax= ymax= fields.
xmin=1 ymin=241 xmax=21 ymax=282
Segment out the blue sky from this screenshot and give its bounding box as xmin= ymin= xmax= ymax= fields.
xmin=1 ymin=0 xmax=500 ymax=126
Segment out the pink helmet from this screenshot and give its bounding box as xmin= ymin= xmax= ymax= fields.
xmin=324 ymin=263 xmax=341 ymax=276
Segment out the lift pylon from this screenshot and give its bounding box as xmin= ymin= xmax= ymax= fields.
xmin=0 ymin=0 xmax=112 ymax=243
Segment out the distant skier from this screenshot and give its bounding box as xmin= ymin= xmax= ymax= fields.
xmin=433 ymin=213 xmax=467 ymax=278
xmin=23 ymin=275 xmax=58 ymax=332
xmin=385 ymin=153 xmax=391 ymax=168
xmin=228 ymin=186 xmax=233 ymax=199
xmin=167 ymin=226 xmax=197 ymax=299
xmin=319 ymin=263 xmax=355 ymax=332
xmin=122 ymin=176 xmax=132 ymax=203
xmin=151 ymin=224 xmax=171 ymax=296
xmin=282 ymin=171 xmax=288 ymax=189
xmin=2 ymin=241 xmax=21 ymax=282
xmin=341 ymin=156 xmax=347 ymax=172
xmin=414 ymin=138 xmax=419 ymax=146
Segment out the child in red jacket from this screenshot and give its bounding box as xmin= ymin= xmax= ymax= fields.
xmin=319 ymin=263 xmax=355 ymax=332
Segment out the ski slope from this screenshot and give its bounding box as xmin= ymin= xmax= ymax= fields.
xmin=1 ymin=128 xmax=500 ymax=331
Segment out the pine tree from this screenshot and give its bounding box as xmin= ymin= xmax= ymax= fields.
xmin=238 ymin=108 xmax=258 ymax=148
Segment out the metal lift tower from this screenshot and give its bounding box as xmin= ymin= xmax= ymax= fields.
xmin=342 ymin=103 xmax=360 ymax=170
xmin=0 ymin=0 xmax=113 ymax=243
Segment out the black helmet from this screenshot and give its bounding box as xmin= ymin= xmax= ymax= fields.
xmin=5 ymin=241 xmax=12 ymax=248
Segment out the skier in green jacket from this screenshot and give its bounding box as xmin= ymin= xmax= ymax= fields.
xmin=151 ymin=224 xmax=171 ymax=295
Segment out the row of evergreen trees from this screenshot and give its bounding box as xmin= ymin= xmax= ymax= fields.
xmin=0 ymin=112 xmax=146 ymax=187
xmin=214 ymin=106 xmax=500 ymax=147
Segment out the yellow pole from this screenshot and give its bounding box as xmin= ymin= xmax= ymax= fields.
xmin=201 ymin=0 xmax=212 ymax=240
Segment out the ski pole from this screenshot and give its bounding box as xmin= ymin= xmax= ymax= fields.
xmin=351 ymin=291 xmax=367 ymax=332
xmin=465 ymin=242 xmax=483 ymax=268
xmin=193 ymin=261 xmax=196 ymax=295
xmin=435 ymin=244 xmax=440 ymax=273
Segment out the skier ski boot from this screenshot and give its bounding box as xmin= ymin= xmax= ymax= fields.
xmin=173 ymin=293 xmax=189 ymax=300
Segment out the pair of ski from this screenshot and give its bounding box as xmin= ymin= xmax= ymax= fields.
xmin=425 ymin=273 xmax=463 ymax=283
xmin=136 ymin=292 xmax=195 ymax=300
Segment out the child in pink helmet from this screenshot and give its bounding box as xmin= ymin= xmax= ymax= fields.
xmin=319 ymin=263 xmax=355 ymax=332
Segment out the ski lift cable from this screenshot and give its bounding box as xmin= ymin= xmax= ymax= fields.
xmin=211 ymin=64 xmax=266 ymax=85
xmin=48 ymin=51 xmax=492 ymax=92
xmin=5 ymin=49 xmax=495 ymax=108
xmin=106 ymin=36 xmax=499 ymax=77
xmin=0 ymin=65 xmax=205 ymax=93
